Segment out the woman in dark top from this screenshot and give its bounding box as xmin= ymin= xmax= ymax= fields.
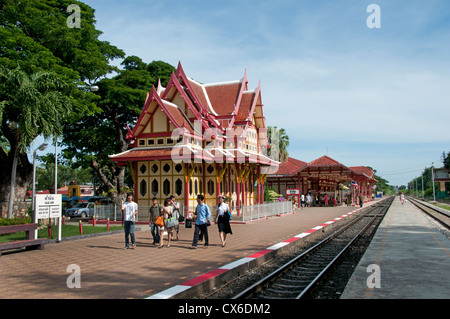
xmin=215 ymin=195 xmax=232 ymax=247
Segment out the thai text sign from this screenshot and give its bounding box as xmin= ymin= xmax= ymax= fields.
xmin=35 ymin=194 xmax=62 ymax=219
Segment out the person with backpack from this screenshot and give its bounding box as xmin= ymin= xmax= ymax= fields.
xmin=160 ymin=198 xmax=177 ymax=248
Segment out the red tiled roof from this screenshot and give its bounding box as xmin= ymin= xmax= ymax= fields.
xmin=349 ymin=166 xmax=374 ymax=178
xmin=205 ymin=82 xmax=242 ymax=117
xmin=308 ymin=155 xmax=345 ymax=167
xmin=236 ymin=91 xmax=255 ymax=122
xmin=274 ymin=157 xmax=308 ymax=176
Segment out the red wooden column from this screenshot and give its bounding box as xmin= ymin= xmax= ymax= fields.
xmin=236 ymin=164 xmax=241 ymax=215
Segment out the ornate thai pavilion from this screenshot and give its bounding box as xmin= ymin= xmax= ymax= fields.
xmin=110 ymin=63 xmax=279 ymax=212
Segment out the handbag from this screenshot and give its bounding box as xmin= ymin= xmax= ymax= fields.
xmin=165 ymin=216 xmax=178 ymax=228
xmin=155 ymin=216 xmax=165 ymax=227
xmin=206 ymin=220 xmax=211 ymax=227
xmin=178 ymin=214 xmax=185 ymax=222
xmin=185 ymin=219 xmax=192 ymax=228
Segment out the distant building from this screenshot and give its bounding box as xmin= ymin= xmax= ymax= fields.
xmin=266 ymin=156 xmax=377 ymax=205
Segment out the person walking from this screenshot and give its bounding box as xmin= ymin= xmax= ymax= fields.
xmin=300 ymin=193 xmax=305 ymax=209
xmin=169 ymin=195 xmax=181 ymax=240
xmin=400 ymin=192 xmax=405 ymax=205
xmin=160 ymin=198 xmax=176 ymax=248
xmin=324 ymin=194 xmax=329 ymax=206
xmin=122 ymin=194 xmax=138 ymax=250
xmin=215 ymin=195 xmax=232 ymax=247
xmin=190 ymin=194 xmax=211 ymax=249
xmin=149 ymin=197 xmax=161 ymax=245
xmin=359 ymin=193 xmax=364 ymax=208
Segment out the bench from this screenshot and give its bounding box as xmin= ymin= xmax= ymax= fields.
xmin=0 ymin=223 xmax=46 ymax=256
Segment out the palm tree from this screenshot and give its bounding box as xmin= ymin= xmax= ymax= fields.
xmin=267 ymin=126 xmax=290 ymax=162
xmin=0 ymin=66 xmax=72 ymax=218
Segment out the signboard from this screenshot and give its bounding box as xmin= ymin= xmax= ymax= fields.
xmin=434 ymin=168 xmax=450 ymax=182
xmin=35 ymin=194 xmax=62 ymax=219
xmin=286 ymin=188 xmax=300 ymax=195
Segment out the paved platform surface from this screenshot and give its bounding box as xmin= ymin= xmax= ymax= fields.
xmin=0 ymin=203 xmax=372 ymax=299
xmin=341 ymin=196 xmax=450 ymax=299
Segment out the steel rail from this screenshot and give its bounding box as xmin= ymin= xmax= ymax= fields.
xmin=232 ymin=196 xmax=394 ymax=299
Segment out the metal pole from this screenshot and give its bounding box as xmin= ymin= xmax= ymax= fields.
xmin=55 ymin=137 xmax=62 ymax=242
xmin=32 ymin=150 xmax=37 ymax=239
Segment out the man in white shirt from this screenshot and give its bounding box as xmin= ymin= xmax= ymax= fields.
xmin=122 ymin=194 xmax=138 ymax=249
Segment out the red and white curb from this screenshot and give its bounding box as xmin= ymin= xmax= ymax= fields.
xmin=146 ymin=206 xmax=369 ymax=299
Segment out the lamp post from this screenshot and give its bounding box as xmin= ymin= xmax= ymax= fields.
xmin=32 ymin=143 xmax=48 ymax=239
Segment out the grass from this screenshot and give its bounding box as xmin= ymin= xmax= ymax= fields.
xmin=434 ymin=203 xmax=450 ymax=211
xmin=0 ymin=224 xmax=123 ymax=243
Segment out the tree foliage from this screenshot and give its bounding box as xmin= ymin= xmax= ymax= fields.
xmin=62 ymin=58 xmax=175 ymax=202
xmin=0 ymin=0 xmax=124 ymax=208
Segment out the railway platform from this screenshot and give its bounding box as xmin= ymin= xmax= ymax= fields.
xmin=341 ymin=196 xmax=450 ymax=299
xmin=0 ymin=201 xmax=377 ymax=299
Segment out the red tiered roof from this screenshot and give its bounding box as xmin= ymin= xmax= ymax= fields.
xmin=110 ymin=62 xmax=276 ymax=168
xmin=273 ymin=157 xmax=308 ymax=176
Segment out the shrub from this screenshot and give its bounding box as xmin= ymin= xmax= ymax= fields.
xmin=0 ymin=216 xmax=32 ymax=226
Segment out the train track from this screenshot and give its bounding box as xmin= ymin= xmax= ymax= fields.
xmin=231 ymin=196 xmax=395 ymax=299
xmin=407 ymin=197 xmax=450 ymax=230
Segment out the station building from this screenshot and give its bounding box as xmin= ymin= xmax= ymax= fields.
xmin=110 ymin=63 xmax=279 ymax=212
xmin=266 ymin=156 xmax=377 ymax=205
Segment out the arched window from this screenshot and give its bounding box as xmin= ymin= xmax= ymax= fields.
xmin=140 ymin=179 xmax=147 ymax=197
xmin=175 ymin=179 xmax=183 ymax=196
xmin=163 ymin=179 xmax=170 ymax=196
xmin=151 ymin=180 xmax=158 ymax=196
xmin=207 ymin=180 xmax=215 ymax=196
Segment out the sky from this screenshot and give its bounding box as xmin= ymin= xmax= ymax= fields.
xmin=30 ymin=0 xmax=450 ymax=187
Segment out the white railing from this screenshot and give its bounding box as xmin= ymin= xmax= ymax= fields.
xmin=93 ymin=201 xmax=293 ymax=223
xmin=238 ymin=201 xmax=293 ymax=222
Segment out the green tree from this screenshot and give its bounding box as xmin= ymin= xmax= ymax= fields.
xmin=35 ymin=153 xmax=93 ymax=192
xmin=0 ymin=67 xmax=71 ymax=217
xmin=444 ymin=151 xmax=450 ymax=169
xmin=368 ymin=168 xmax=395 ymax=195
xmin=62 ymin=59 xmax=175 ymax=204
xmin=0 ymin=0 xmax=124 ymax=215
